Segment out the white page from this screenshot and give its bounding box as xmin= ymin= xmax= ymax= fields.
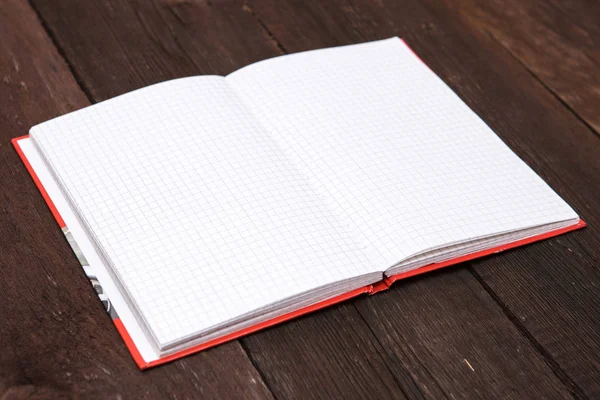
xmin=30 ymin=76 xmax=378 ymax=348
xmin=228 ymin=37 xmax=578 ymax=268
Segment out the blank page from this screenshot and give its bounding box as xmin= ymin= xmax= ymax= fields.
xmin=228 ymin=37 xmax=578 ymax=268
xmin=31 ymin=76 xmax=377 ymax=348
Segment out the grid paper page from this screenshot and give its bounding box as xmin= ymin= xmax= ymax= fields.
xmin=31 ymin=76 xmax=377 ymax=347
xmin=228 ymin=37 xmax=578 ymax=268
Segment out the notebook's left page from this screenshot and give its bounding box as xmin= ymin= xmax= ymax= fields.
xmin=30 ymin=76 xmax=379 ymax=350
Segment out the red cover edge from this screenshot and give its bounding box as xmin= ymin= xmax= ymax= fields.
xmin=12 ymin=134 xmax=587 ymax=369
xmin=13 ymin=135 xmax=66 ymax=228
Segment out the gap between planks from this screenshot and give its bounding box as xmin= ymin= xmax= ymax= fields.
xmin=480 ymin=29 xmax=599 ymax=140
xmin=469 ymin=267 xmax=587 ymax=398
xmin=27 ymin=0 xmax=95 ymax=103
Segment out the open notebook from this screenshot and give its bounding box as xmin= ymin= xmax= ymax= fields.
xmin=13 ymin=37 xmax=584 ymax=368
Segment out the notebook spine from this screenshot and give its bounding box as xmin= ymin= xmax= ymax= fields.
xmin=369 ymin=279 xmax=391 ymax=294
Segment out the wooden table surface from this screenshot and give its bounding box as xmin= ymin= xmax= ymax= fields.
xmin=1 ymin=0 xmax=599 ymax=398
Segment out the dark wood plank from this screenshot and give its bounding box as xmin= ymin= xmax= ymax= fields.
xmin=356 ymin=269 xmax=575 ymax=399
xmin=0 ymin=0 xmax=272 ymax=398
xmin=244 ymin=268 xmax=575 ymax=399
xmin=30 ymin=0 xmax=280 ymax=101
xmin=242 ymin=304 xmax=409 ymax=400
xmin=432 ymin=0 xmax=600 ymax=135
xmin=550 ymin=0 xmax=600 ymax=54
xmin=247 ymin=0 xmax=600 ymax=397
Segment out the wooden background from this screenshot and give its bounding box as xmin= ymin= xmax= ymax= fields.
xmin=1 ymin=0 xmax=599 ymax=398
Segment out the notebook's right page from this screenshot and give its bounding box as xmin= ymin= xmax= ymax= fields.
xmin=228 ymin=37 xmax=579 ymax=268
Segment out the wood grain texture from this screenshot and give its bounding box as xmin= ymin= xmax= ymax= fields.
xmin=30 ymin=0 xmax=281 ymax=101
xmin=242 ymin=303 xmax=408 ymax=400
xmin=356 ymin=269 xmax=573 ymax=399
xmin=247 ymin=0 xmax=600 ymax=397
xmin=431 ymin=0 xmax=600 ymax=135
xmin=0 ymin=0 xmax=272 ymax=399
xmin=2 ymin=0 xmax=598 ymax=398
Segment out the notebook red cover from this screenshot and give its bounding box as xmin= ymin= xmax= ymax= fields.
xmin=13 ymin=135 xmax=586 ymax=369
